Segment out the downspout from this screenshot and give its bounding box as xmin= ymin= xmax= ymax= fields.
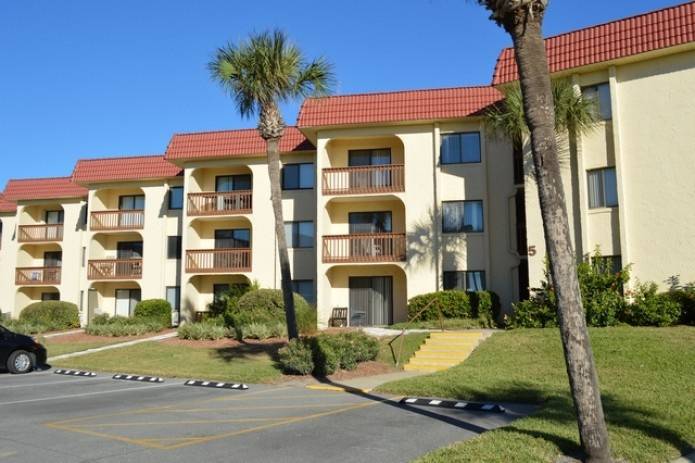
xmin=432 ymin=123 xmax=441 ymax=290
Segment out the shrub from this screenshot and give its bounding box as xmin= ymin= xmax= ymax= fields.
xmin=224 ymin=289 xmax=316 ymax=335
xmin=407 ymin=291 xmax=472 ymax=321
xmin=235 ymin=322 xmax=286 ymax=340
xmin=19 ymin=301 xmax=79 ymax=331
xmin=90 ymin=314 xmax=111 ymax=325
xmin=278 ymin=339 xmax=314 ymax=375
xmin=510 ymin=298 xmax=558 ymax=328
xmin=85 ymin=317 xmax=166 ymax=336
xmin=133 ymin=299 xmax=171 ymax=327
xmin=470 ymin=291 xmax=501 ymax=328
xmin=3 ymin=320 xmax=50 ymax=335
xmin=317 ymin=331 xmax=380 ymax=371
xmin=207 ymin=282 xmax=257 ymax=318
xmin=667 ymin=286 xmax=695 ymax=325
xmin=308 ymin=336 xmax=339 ymax=376
xmin=177 ymin=321 xmax=230 ymax=340
xmin=619 ymin=283 xmax=680 ymax=327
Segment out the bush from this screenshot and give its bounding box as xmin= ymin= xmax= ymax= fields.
xmin=619 ymin=283 xmax=681 ymax=327
xmin=470 ymin=291 xmax=502 ymax=327
xmin=90 ymin=314 xmax=111 ymax=325
xmin=317 ymin=331 xmax=380 ymax=371
xmin=407 ymin=291 xmax=472 ymax=321
xmin=234 ymin=322 xmax=286 ymax=341
xmin=207 ymin=283 xmax=257 ymax=318
xmin=667 ymin=286 xmax=695 ymax=325
xmin=278 ymin=339 xmax=314 ymax=375
xmin=19 ymin=301 xmax=79 ymax=331
xmin=133 ymin=299 xmax=171 ymax=327
xmin=177 ymin=321 xmax=230 ymax=340
xmin=224 ymin=289 xmax=316 ymax=335
xmin=308 ymin=336 xmax=339 ymax=376
xmin=510 ymin=298 xmax=558 ymax=328
xmin=3 ymin=320 xmax=50 ymax=335
xmin=85 ymin=316 xmax=166 ymax=336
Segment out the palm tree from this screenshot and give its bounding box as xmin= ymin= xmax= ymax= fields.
xmin=209 ymin=30 xmax=333 ymax=339
xmin=476 ymin=2 xmax=612 ymax=462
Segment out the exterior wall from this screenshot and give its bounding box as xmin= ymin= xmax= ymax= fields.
xmin=525 ymin=49 xmax=695 ymax=291
xmin=0 ymin=213 xmax=18 ymax=318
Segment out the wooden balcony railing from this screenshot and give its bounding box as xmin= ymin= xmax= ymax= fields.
xmin=18 ymin=224 xmax=64 ymax=242
xmin=322 ymin=164 xmax=405 ymax=195
xmin=186 ymin=248 xmax=252 ymax=273
xmin=322 ymin=233 xmax=407 ymax=263
xmin=187 ymin=191 xmax=252 ymax=216
xmin=90 ymin=210 xmax=145 ymax=231
xmin=87 ymin=259 xmax=143 ymax=280
xmin=15 ymin=267 xmax=61 ymax=285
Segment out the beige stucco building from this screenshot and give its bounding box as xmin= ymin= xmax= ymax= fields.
xmin=0 ymin=2 xmax=693 ymax=327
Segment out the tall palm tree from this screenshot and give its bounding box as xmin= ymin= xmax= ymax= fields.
xmin=477 ymin=2 xmax=612 ymax=462
xmin=209 ymin=30 xmax=333 ymax=340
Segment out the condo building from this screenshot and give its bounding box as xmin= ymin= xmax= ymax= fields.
xmin=1 ymin=2 xmax=693 ymax=328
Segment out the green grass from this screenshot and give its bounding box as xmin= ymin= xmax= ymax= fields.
xmin=54 ymin=341 xmax=284 ymax=383
xmin=377 ymin=326 xmax=695 ymax=462
xmin=377 ymin=333 xmax=429 ymax=368
xmin=388 ymin=319 xmax=489 ymax=330
xmin=43 ymin=338 xmax=128 ymax=357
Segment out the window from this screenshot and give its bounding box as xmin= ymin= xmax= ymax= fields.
xmin=441 ymin=132 xmax=481 ymax=164
xmin=282 ymin=163 xmax=314 ymax=190
xmin=167 ymin=236 xmax=182 ymax=259
xmin=119 ymin=195 xmax=145 ymax=210
xmin=587 ymin=168 xmax=618 ymax=209
xmin=284 ymin=221 xmax=315 ymax=248
xmin=213 ymin=284 xmax=230 ymax=302
xmin=45 ymin=210 xmax=64 ymax=224
xmin=348 ymin=211 xmax=392 ymax=233
xmin=348 ymin=149 xmax=392 ymax=166
xmin=592 ymin=255 xmax=622 ymax=275
xmin=168 ymin=187 xmax=183 ymax=210
xmin=216 ymin=174 xmax=252 ymax=192
xmin=166 ymin=286 xmax=181 ymax=325
xmin=442 ymin=200 xmax=484 ymax=233
xmin=582 ymin=83 xmax=612 ymax=120
xmin=41 ymin=292 xmax=60 ymax=301
xmin=117 ymin=241 xmax=143 ymax=259
xmin=443 ymin=271 xmax=486 ymax=292
xmin=214 ymin=229 xmax=250 ymax=249
xmin=292 ymin=280 xmax=315 ymax=304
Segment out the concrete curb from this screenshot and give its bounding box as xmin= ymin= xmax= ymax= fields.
xmin=48 ymin=331 xmax=178 ymax=362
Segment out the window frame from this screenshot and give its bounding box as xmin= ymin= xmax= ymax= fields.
xmin=292 ymin=279 xmax=315 ymax=304
xmin=440 ymin=132 xmax=482 ymax=165
xmin=168 ymin=186 xmax=184 ymax=210
xmin=284 ymin=221 xmax=315 ymax=248
xmin=582 ymin=82 xmax=612 ymax=121
xmin=118 ymin=195 xmax=145 ymax=211
xmin=442 ymin=270 xmax=487 ymax=292
xmin=587 ymin=167 xmax=618 ymax=209
xmin=282 ymin=163 xmax=315 ymax=190
xmin=441 ymin=200 xmax=484 ymax=233
xmin=167 ymin=235 xmax=182 ymax=259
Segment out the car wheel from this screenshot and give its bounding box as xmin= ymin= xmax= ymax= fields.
xmin=7 ymin=350 xmax=34 ymax=374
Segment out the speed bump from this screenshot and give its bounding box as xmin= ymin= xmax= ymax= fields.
xmin=400 ymin=397 xmax=505 ymax=413
xmin=54 ymin=369 xmax=97 ymax=377
xmin=113 ymin=374 xmax=164 ymax=383
xmin=184 ymin=380 xmax=249 ymax=390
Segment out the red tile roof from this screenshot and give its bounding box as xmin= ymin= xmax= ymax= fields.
xmin=3 ymin=177 xmax=87 ymax=202
xmin=165 ymin=127 xmax=314 ymax=161
xmin=0 ymin=193 xmax=16 ymax=213
xmin=72 ymin=154 xmax=182 ymax=184
xmin=297 ymin=86 xmax=503 ymax=128
xmin=492 ymin=1 xmax=695 ymax=85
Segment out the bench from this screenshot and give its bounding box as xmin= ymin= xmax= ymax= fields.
xmin=329 ymin=307 xmax=348 ymax=327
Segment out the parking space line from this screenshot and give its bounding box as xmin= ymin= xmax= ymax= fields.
xmin=155 ymin=403 xmax=367 ymax=413
xmin=44 ymin=422 xmax=166 ymax=449
xmin=0 ymin=383 xmax=180 ymax=406
xmin=70 ymin=417 xmax=287 ymax=427
xmin=1 ymin=376 xmax=112 ymax=389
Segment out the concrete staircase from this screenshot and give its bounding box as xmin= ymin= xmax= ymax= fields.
xmin=403 ymin=331 xmax=486 ymax=373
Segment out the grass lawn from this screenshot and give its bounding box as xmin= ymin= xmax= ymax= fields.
xmin=53 ymin=341 xmax=284 ymax=383
xmin=43 ymin=338 xmax=129 ymax=357
xmin=377 ymin=326 xmax=695 ymax=463
xmin=377 ymin=332 xmax=429 ymax=367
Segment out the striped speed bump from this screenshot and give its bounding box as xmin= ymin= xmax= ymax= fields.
xmin=54 ymin=369 xmax=97 ymax=377
xmin=112 ymin=374 xmax=164 ymax=383
xmin=184 ymin=380 xmax=248 ymax=390
xmin=400 ymin=397 xmax=505 ymax=413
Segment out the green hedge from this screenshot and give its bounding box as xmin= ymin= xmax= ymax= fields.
xmin=668 ymin=287 xmax=695 ymax=325
xmin=85 ymin=315 xmax=166 ymax=336
xmin=224 ymin=289 xmax=316 ymax=336
xmin=177 ymin=321 xmax=230 ymax=340
xmin=133 ymin=299 xmax=171 ymax=326
xmin=407 ymin=290 xmax=501 ymax=327
xmin=619 ymin=283 xmax=681 ymax=327
xmin=19 ymin=301 xmax=79 ymax=331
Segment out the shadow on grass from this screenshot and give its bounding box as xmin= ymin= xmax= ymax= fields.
xmin=211 ymin=340 xmax=285 ymax=364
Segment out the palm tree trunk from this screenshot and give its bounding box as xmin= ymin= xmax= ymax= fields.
xmin=509 ymin=12 xmax=612 ymax=463
xmin=266 ymin=136 xmax=299 ymax=340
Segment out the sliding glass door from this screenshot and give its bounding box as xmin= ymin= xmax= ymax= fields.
xmin=349 ymin=276 xmax=393 ymax=326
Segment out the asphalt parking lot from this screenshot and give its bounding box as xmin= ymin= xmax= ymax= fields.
xmin=0 ymin=369 xmax=535 ymax=463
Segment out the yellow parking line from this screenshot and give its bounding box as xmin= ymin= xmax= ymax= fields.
xmin=44 ymin=422 xmax=167 ymax=450
xmin=156 ymin=403 xmax=363 ymax=413
xmin=71 ymin=417 xmax=287 ymax=427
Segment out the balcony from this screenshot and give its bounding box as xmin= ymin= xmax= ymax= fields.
xmin=186 ymin=249 xmax=252 ymax=273
xmin=87 ymin=259 xmax=143 ymax=280
xmin=15 ymin=267 xmax=61 ymax=285
xmin=18 ymin=224 xmax=64 ymax=243
xmin=322 ymin=165 xmax=404 ymax=196
xmin=91 ymin=210 xmax=144 ymax=231
xmin=322 ymin=233 xmax=407 ymax=264
xmin=187 ymin=191 xmax=252 ymax=217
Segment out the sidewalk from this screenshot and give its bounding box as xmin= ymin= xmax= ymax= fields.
xmin=48 ymin=330 xmax=177 ymax=362
xmin=306 ymin=370 xmax=427 ymax=393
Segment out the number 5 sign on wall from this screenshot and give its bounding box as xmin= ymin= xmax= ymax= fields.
xmin=527 ymin=245 xmax=537 ymax=257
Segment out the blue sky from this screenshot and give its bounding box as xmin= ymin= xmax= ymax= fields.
xmin=0 ymin=0 xmax=682 ymax=187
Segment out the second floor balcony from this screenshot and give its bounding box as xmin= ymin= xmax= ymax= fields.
xmin=87 ymin=259 xmax=143 ymax=280
xmin=322 ymin=164 xmax=405 ymax=196
xmin=186 ymin=248 xmax=252 ymax=273
xmin=187 ymin=191 xmax=253 ymax=216
xmin=322 ymin=233 xmax=407 ymax=264
xmin=15 ymin=267 xmax=61 ymax=285
xmin=18 ymin=224 xmax=64 ymax=243
xmin=91 ymin=210 xmax=145 ymax=231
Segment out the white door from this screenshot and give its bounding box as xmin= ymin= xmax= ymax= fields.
xmin=115 ymin=290 xmax=131 ymax=317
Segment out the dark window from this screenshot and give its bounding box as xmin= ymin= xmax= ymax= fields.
xmin=441 ymin=132 xmax=481 ymax=164
xmin=119 ymin=195 xmax=145 ymax=210
xmin=44 ymin=251 xmax=62 ymax=268
xmin=592 ymin=255 xmax=622 ymax=275
xmin=582 ymin=83 xmax=612 ymax=120
xmin=167 ymin=236 xmax=182 ymax=259
xmin=443 ymin=271 xmax=486 ymax=292
xmin=348 ymin=211 xmax=392 ymax=234
xmin=213 ymin=284 xmax=230 ymax=302
xmin=41 ymin=292 xmax=60 ymax=301
xmin=214 ymin=229 xmax=250 ymax=249
xmin=284 ymin=221 xmax=314 ymax=248
xmin=168 ymin=187 xmax=183 ymax=210
xmin=587 ymin=168 xmax=618 ymax=209
xmin=282 ymin=163 xmax=314 ymax=190
xmin=117 ymin=241 xmax=143 ymax=259
xmin=348 ymin=149 xmax=392 ymax=166
xmin=442 ymin=201 xmax=484 ymax=233
xmin=216 ymin=174 xmax=252 ymax=192
xmin=513 ymin=140 xmax=524 ymax=185
xmin=45 ymin=210 xmax=64 ymax=224
xmin=292 ymin=280 xmax=315 ymax=304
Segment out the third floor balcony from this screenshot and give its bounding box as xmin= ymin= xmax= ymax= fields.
xmin=18 ymin=224 xmax=64 ymax=243
xmin=322 ymin=164 xmax=404 ymax=196
xmin=90 ymin=210 xmax=145 ymax=231
xmin=322 ymin=233 xmax=406 ymax=264
xmin=187 ymin=190 xmax=252 ymax=216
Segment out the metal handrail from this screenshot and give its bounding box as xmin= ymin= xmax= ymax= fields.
xmin=390 ymin=298 xmax=445 ymax=367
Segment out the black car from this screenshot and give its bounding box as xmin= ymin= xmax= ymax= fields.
xmin=0 ymin=324 xmax=47 ymax=374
